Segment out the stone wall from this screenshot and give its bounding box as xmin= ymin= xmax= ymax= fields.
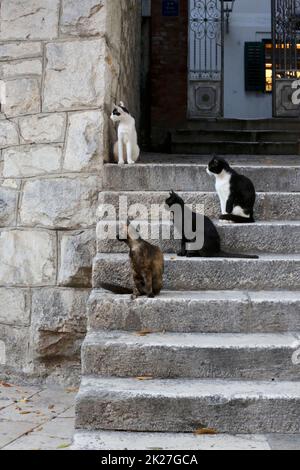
xmin=0 ymin=0 xmax=141 ymax=384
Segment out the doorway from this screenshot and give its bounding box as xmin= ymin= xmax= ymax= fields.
xmin=188 ymin=0 xmax=224 ymax=118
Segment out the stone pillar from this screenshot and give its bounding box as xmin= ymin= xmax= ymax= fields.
xmin=0 ymin=0 xmax=141 ymax=384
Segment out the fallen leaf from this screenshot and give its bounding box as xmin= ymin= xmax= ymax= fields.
xmin=19 ymin=411 xmax=32 ymax=415
xmin=57 ymin=443 xmax=70 ymax=449
xmin=65 ymin=387 xmax=78 ymax=393
xmin=0 ymin=382 xmax=12 ymax=388
xmin=19 ymin=398 xmax=29 ymax=403
xmin=48 ymin=404 xmax=55 ymax=410
xmin=194 ymin=428 xmax=218 ymax=435
xmin=135 ymin=329 xmax=153 ymax=337
xmin=136 ymin=376 xmax=153 ymax=381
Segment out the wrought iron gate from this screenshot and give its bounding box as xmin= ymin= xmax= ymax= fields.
xmin=188 ymin=0 xmax=224 ymax=118
xmin=272 ymin=0 xmax=300 ymax=116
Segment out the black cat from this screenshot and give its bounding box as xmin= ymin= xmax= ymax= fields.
xmin=207 ymin=157 xmax=256 ymax=224
xmin=165 ymin=191 xmax=258 ymax=259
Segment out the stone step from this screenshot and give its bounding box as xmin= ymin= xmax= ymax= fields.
xmin=93 ymin=253 xmax=300 ymax=291
xmin=96 ymin=220 xmax=300 ymax=254
xmin=182 ymin=119 xmax=300 ymax=132
xmin=172 ymin=130 xmax=300 ymax=144
xmin=71 ymin=430 xmax=272 ymax=450
xmin=103 ymin=160 xmax=300 ymax=192
xmin=75 ymin=377 xmax=300 ymax=433
xmin=88 ymin=290 xmax=300 ymax=334
xmin=98 ymin=191 xmax=300 ymax=221
xmin=82 ymin=331 xmax=300 ymax=381
xmin=171 ymin=141 xmax=300 ymax=156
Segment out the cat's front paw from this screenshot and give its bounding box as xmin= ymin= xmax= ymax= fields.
xmin=127 ymin=160 xmax=135 ymax=165
xmin=118 ymin=160 xmax=125 ymax=165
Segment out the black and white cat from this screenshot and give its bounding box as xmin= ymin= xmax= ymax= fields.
xmin=165 ymin=191 xmax=258 ymax=258
xmin=207 ymin=157 xmax=256 ymax=223
xmin=110 ymin=102 xmax=140 ymax=165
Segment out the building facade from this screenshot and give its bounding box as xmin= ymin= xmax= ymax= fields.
xmin=0 ymin=0 xmax=299 ymax=384
xmin=149 ymin=0 xmax=300 ymax=146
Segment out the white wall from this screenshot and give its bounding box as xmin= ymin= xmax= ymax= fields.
xmin=224 ymin=0 xmax=272 ymax=119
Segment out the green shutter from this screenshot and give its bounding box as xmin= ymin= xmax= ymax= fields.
xmin=245 ymin=42 xmax=265 ymax=92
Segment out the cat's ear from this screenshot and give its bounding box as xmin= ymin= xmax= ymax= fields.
xmin=119 ymin=101 xmax=125 ymax=107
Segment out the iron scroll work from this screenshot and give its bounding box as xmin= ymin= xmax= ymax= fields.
xmin=272 ymin=0 xmax=300 ymax=116
xmin=188 ymin=0 xmax=224 ymax=118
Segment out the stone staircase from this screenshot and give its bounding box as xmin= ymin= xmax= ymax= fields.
xmin=72 ymin=154 xmax=300 ymax=450
xmin=171 ymin=120 xmax=300 ymax=155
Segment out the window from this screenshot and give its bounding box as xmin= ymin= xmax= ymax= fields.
xmin=245 ymin=40 xmax=300 ymax=94
xmin=264 ymin=42 xmax=272 ymax=92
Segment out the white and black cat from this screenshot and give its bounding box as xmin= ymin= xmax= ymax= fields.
xmin=110 ymin=102 xmax=140 ymax=165
xmin=165 ymin=191 xmax=258 ymax=259
xmin=207 ymin=157 xmax=256 ymax=223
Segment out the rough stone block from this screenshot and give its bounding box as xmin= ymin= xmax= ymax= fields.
xmin=76 ymin=377 xmax=300 ymax=434
xmin=0 ymin=0 xmax=60 ymax=41
xmin=0 ymin=288 xmax=30 ymax=326
xmin=58 ymin=230 xmax=96 ymax=287
xmin=87 ymin=290 xmax=300 ymax=334
xmin=0 ymin=120 xmax=19 ymax=148
xmin=0 ymin=185 xmax=17 ymax=225
xmin=93 ymin=253 xmax=300 ymax=291
xmin=20 ymin=176 xmax=100 ymax=229
xmin=18 ymin=113 xmax=66 ymax=144
xmin=1 ymin=78 xmax=40 ymax=117
xmin=63 ymin=111 xmax=103 ymax=172
xmin=82 ymin=330 xmax=300 ymax=381
xmin=31 ymin=288 xmax=89 ymax=358
xmin=0 ymin=230 xmax=56 ymax=286
xmin=0 ymin=42 xmax=42 ymax=61
xmin=60 ymin=0 xmax=105 ymax=37
xmin=0 ymin=59 xmax=42 ymax=78
xmin=0 ymin=325 xmax=30 ymax=371
xmin=3 ymin=144 xmax=62 ymax=178
xmin=71 ymin=431 xmax=271 ymax=451
xmin=43 ymin=39 xmax=106 ymax=112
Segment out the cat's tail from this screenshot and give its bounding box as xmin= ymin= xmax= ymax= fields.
xmin=99 ymin=283 xmax=133 ymax=295
xmin=220 ymin=214 xmax=255 ymax=224
xmin=218 ymin=251 xmax=259 ymax=259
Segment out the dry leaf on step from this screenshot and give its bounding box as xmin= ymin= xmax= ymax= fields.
xmin=65 ymin=387 xmax=79 ymax=393
xmin=57 ymin=443 xmax=70 ymax=449
xmin=0 ymin=382 xmax=12 ymax=388
xmin=135 ymin=329 xmax=153 ymax=336
xmin=136 ymin=376 xmax=153 ymax=381
xmin=194 ymin=428 xmax=218 ymax=435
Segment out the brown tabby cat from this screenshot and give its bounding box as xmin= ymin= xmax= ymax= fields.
xmin=117 ymin=222 xmax=164 ymax=300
